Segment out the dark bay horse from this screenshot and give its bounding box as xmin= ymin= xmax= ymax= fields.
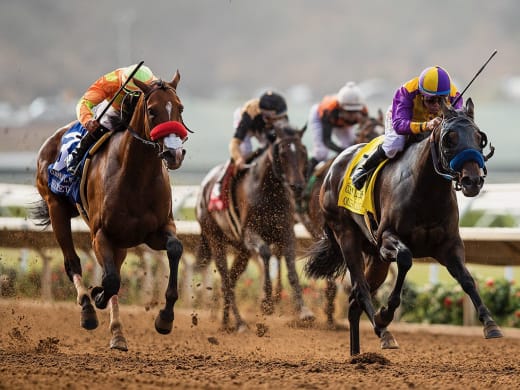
xmin=298 ymin=111 xmax=385 ymax=328
xmin=33 ymin=73 xmax=188 ymax=350
xmin=196 ymin=124 xmax=314 ymax=332
xmin=305 ymin=98 xmax=502 ymax=355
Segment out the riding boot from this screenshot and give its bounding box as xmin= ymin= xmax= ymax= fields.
xmin=208 ymin=159 xmax=233 ymax=211
xmin=66 ymin=127 xmax=106 ymax=177
xmin=351 ymin=145 xmax=387 ymax=190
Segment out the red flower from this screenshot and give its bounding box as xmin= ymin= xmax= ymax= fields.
xmin=443 ymin=297 xmax=453 ymax=308
xmin=485 ymin=278 xmax=495 ymax=287
xmin=515 ymin=310 xmax=520 ymax=319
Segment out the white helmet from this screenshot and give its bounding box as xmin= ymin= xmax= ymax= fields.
xmin=337 ymin=81 xmax=365 ymax=111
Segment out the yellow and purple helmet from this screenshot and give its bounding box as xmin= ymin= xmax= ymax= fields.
xmin=418 ymin=66 xmax=452 ymax=96
xmin=121 ymin=64 xmax=156 ymax=93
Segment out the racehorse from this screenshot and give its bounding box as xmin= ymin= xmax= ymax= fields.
xmin=298 ymin=111 xmax=385 ymax=328
xmin=305 ymin=98 xmax=502 ymax=355
xmin=196 ymin=124 xmax=314 ymax=332
xmin=33 ymin=73 xmax=188 ymax=350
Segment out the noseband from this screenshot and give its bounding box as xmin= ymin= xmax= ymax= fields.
xmin=429 ymin=117 xmax=494 ymax=190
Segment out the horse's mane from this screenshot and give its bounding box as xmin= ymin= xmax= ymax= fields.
xmin=105 ymin=93 xmax=140 ymax=132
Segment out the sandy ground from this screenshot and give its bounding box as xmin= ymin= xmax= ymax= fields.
xmin=1 ymin=299 xmax=519 ymax=390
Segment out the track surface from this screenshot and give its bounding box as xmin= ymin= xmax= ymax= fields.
xmin=1 ymin=299 xmax=519 ymax=389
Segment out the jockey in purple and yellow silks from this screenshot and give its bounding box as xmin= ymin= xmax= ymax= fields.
xmin=66 ymin=64 xmax=157 ymax=176
xmin=351 ymin=66 xmax=463 ymax=190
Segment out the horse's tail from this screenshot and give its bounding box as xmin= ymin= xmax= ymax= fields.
xmin=194 ymin=232 xmax=212 ymax=271
xmin=305 ymin=225 xmax=347 ymax=279
xmin=29 ymin=198 xmax=51 ymax=228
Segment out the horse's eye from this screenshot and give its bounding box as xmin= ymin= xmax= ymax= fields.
xmin=442 ymin=131 xmax=458 ymax=149
xmin=148 ymin=108 xmax=156 ymax=119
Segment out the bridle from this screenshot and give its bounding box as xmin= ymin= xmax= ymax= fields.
xmin=429 ymin=116 xmax=494 ymax=190
xmin=122 ymin=80 xmax=190 ymax=154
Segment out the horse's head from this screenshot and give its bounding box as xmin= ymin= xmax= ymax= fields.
xmin=356 ymin=109 xmax=384 ymax=144
xmin=270 ymin=123 xmax=308 ymax=200
xmin=132 ymin=71 xmax=188 ymax=170
xmin=434 ymin=98 xmax=494 ymax=197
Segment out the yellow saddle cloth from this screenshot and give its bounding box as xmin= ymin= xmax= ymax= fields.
xmin=337 ymin=135 xmax=387 ymax=217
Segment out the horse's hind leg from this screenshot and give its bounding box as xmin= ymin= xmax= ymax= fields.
xmin=155 ymin=231 xmax=183 ymax=335
xmin=325 ymin=277 xmax=338 ymax=329
xmin=48 ymin=200 xmax=98 ymax=330
xmin=283 ymin=245 xmax=315 ymax=321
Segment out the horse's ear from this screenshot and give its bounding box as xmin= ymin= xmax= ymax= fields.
xmin=300 ymin=122 xmax=307 ymax=136
xmin=377 ymin=108 xmax=384 ymax=123
xmin=133 ymin=78 xmax=150 ymax=94
xmin=171 ymin=70 xmax=181 ymax=89
xmin=441 ymin=98 xmax=456 ymax=118
xmin=465 ymin=98 xmax=474 ymax=120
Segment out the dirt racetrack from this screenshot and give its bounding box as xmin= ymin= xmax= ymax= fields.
xmin=1 ymin=299 xmax=519 ymax=389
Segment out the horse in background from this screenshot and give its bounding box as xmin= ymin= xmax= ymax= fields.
xmin=306 ymin=99 xmax=502 ymax=355
xmin=33 ymin=73 xmax=188 ymax=351
xmin=298 ymin=110 xmax=385 ymax=328
xmin=196 ymin=124 xmax=314 ymax=332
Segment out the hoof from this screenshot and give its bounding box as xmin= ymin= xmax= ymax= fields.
xmin=110 ymin=335 xmax=128 ymax=351
xmin=299 ymin=306 xmax=315 ymax=321
xmin=155 ymin=310 xmax=173 ymax=335
xmin=80 ymin=303 xmax=98 ymax=330
xmin=237 ymin=323 xmax=249 ymax=334
xmin=484 ymin=324 xmax=504 ymax=339
xmin=380 ymin=329 xmax=399 ymax=349
xmin=91 ymin=286 xmax=107 ymax=310
xmin=261 ymin=299 xmax=274 ymax=315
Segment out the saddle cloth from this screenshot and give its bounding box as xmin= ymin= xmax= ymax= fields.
xmin=48 ymin=122 xmax=86 ymax=204
xmin=337 ymin=135 xmax=387 ymax=217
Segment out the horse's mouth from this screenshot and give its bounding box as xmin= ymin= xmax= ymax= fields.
xmin=160 ymin=148 xmax=185 ymax=170
xmin=460 ymin=175 xmax=484 ymax=197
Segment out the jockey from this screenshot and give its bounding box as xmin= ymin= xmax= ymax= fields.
xmin=66 ymin=64 xmax=157 ymax=176
xmin=351 ymin=65 xmax=463 ymax=190
xmin=208 ymin=91 xmax=289 ymax=211
xmin=307 ymin=81 xmax=368 ymax=178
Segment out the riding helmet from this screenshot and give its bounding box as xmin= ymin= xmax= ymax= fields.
xmin=337 ymin=81 xmax=365 ymax=111
xmin=419 ymin=66 xmax=452 ymax=96
xmin=121 ymin=64 xmax=156 ymax=93
xmin=259 ymin=91 xmax=287 ymax=116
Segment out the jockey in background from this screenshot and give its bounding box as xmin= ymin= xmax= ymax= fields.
xmin=66 ymin=64 xmax=157 ymax=176
xmin=208 ymin=91 xmax=289 ymax=211
xmin=351 ymin=65 xmax=463 ymax=190
xmin=307 ymin=81 xmax=368 ymax=178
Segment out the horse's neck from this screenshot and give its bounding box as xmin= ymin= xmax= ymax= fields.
xmin=404 ymin=139 xmax=453 ymax=200
xmin=119 ymin=131 xmax=164 ymax=181
xmin=252 ymin=150 xmax=287 ymax=198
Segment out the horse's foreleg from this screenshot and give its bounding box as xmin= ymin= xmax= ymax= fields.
xmin=228 ymin=250 xmax=249 ymax=332
xmin=284 ymin=245 xmax=315 ymax=321
xmin=325 ymin=278 xmax=338 ymax=329
xmin=244 ymin=231 xmax=274 ymax=315
xmin=109 ymin=295 xmax=128 ymax=351
xmin=441 ymin=248 xmax=503 ymax=339
xmin=347 ymin=293 xmax=363 ymax=356
xmin=91 ymin=232 xmax=122 ymax=310
xmin=214 ymin=247 xmax=233 ymax=331
xmin=155 ymin=232 xmax=182 ymax=335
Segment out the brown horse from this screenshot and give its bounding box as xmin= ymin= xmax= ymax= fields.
xmin=196 ymin=124 xmax=314 ymax=332
xmin=298 ymin=111 xmax=385 ymax=328
xmin=33 ymin=73 xmax=188 ymax=350
xmin=305 ymin=98 xmax=502 ymax=355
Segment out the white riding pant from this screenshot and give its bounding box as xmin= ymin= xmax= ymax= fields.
xmin=381 ymin=105 xmax=406 ymax=159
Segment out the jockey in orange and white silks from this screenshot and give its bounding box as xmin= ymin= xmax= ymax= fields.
xmin=66 ymin=64 xmax=157 ymax=176
xmin=76 ymin=64 xmax=157 ymax=133
xmin=307 ymin=82 xmax=368 ymax=177
xmin=351 ymin=66 xmax=463 ymax=190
